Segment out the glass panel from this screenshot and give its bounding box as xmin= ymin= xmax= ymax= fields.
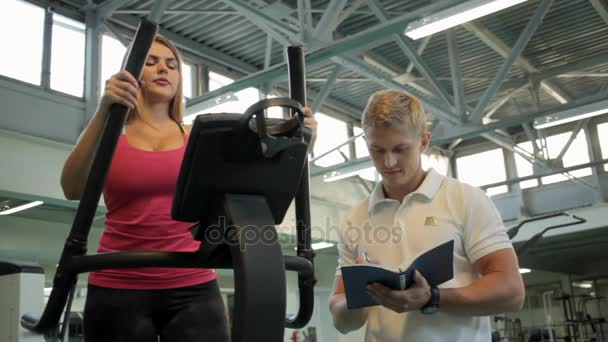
xmin=186 ymin=71 xmax=260 ymax=121
xmin=100 ymin=34 xmax=127 ymax=95
xmin=0 ymin=0 xmax=45 ymax=85
xmin=595 ymin=122 xmax=608 ymax=171
xmin=313 ymin=113 xmax=349 ymax=167
xmin=422 ymin=153 xmax=449 ymax=176
xmin=50 ymin=14 xmax=85 ymax=97
xmin=265 ymin=94 xmax=285 ymax=119
xmin=541 ymin=131 xmax=591 ymax=184
xmin=353 ymin=127 xmax=369 ymax=158
xmin=456 ymin=148 xmax=508 ymax=196
xmin=181 ymin=63 xmax=192 ymax=99
xmin=514 ymin=141 xmax=539 ymax=189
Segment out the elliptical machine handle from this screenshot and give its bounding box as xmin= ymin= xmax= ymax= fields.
xmin=239 ymin=98 xmax=307 ymax=158
xmin=20 ymin=18 xmax=158 ymax=335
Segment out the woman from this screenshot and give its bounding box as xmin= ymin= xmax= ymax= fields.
xmin=61 ymin=36 xmax=317 ymax=342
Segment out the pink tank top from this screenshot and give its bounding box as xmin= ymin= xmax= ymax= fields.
xmin=88 ymin=133 xmax=217 ymax=289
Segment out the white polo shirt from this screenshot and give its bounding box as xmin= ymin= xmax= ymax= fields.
xmin=335 ymin=168 xmax=512 ymax=342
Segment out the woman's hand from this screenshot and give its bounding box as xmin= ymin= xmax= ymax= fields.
xmin=302 ymin=106 xmax=318 ymax=152
xmin=99 ymin=70 xmax=143 ymax=112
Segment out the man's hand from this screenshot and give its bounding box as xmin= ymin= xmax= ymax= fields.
xmin=367 ymin=270 xmax=431 ymax=313
xmin=302 ymin=106 xmax=317 ymax=151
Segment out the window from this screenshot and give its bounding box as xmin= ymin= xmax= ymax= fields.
xmin=313 ymin=113 xmax=350 ymax=167
xmin=353 ymin=127 xmax=369 ymax=159
xmin=0 ymin=0 xmax=45 ymax=85
xmin=456 ymin=149 xmax=508 ymax=196
xmin=100 ymin=34 xmax=127 ymax=94
xmin=50 ymin=14 xmax=85 ymax=97
xmin=514 ymin=131 xmax=592 ymax=186
xmin=540 ymin=131 xmax=591 ymax=184
xmin=185 ymin=71 xmax=260 ymax=121
xmin=597 ymin=122 xmax=608 ymax=172
xmin=264 ymin=94 xmax=285 ymax=119
xmin=182 ymin=63 xmax=193 ymax=99
xmin=514 ymin=141 xmax=539 ymax=189
xmin=422 ymin=153 xmax=449 ymax=176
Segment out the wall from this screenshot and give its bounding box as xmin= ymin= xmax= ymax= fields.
xmin=0 ymin=76 xmax=85 ymax=144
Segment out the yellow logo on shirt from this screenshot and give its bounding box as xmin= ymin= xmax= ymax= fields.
xmin=424 ymin=216 xmax=439 ymax=226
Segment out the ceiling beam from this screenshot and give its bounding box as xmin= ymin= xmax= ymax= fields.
xmin=466 ymin=52 xmax=608 ymax=104
xmin=367 ymin=0 xmax=453 ymax=108
xmin=447 ymin=29 xmax=465 ymax=117
xmin=331 ymin=55 xmax=459 ymax=124
xmin=469 ymin=0 xmax=556 ymax=124
xmin=185 ymin=0 xmax=461 ymax=112
xmin=110 ymin=14 xmax=258 ymax=74
xmin=463 ymin=21 xmax=571 ymax=106
xmin=590 ymin=0 xmax=608 ymax=25
xmin=96 ymin=0 xmax=134 ymax=20
xmin=312 ymin=0 xmax=349 ymax=41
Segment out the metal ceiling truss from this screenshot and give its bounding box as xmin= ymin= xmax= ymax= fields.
xmin=21 ymin=0 xmax=608 ymax=187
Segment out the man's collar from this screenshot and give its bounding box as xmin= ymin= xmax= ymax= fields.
xmin=368 ymin=168 xmax=444 ymax=214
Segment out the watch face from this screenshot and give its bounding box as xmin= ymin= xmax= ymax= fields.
xmin=421 ymin=305 xmax=439 ymax=315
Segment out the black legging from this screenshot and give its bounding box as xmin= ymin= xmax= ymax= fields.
xmin=83 ymin=280 xmax=229 ymax=342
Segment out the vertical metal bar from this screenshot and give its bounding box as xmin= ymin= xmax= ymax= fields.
xmin=41 ymin=8 xmax=54 ymax=90
xmin=264 ymin=35 xmax=273 ymax=69
xmin=196 ymin=64 xmax=209 ymax=96
xmin=297 ymin=0 xmax=313 ymax=43
xmin=446 ymin=28 xmax=464 ymax=117
xmin=83 ymin=12 xmax=101 ymax=130
xmin=286 ymin=45 xmax=314 ymax=329
xmin=346 ymin=122 xmax=356 ymax=159
xmin=503 ymin=149 xmax=522 ymax=194
xmin=522 ymin=122 xmax=541 ymax=157
xmin=583 ymin=123 xmax=604 ymax=201
xmin=470 ymin=0 xmax=555 ymax=123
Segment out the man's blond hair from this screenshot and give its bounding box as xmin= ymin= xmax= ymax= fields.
xmin=361 ymin=89 xmax=427 ymax=136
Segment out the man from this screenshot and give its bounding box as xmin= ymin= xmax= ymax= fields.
xmin=329 ymin=90 xmax=525 ymax=341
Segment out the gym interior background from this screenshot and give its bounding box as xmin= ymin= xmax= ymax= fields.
xmin=1 ymin=0 xmax=608 ymax=341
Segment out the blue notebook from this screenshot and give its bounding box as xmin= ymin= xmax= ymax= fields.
xmin=341 ymin=240 xmax=454 ymax=309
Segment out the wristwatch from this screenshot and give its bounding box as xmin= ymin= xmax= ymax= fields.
xmin=420 ymin=286 xmax=440 ymax=314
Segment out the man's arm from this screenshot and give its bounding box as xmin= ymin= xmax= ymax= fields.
xmin=440 ymin=248 xmax=524 ymax=315
xmin=329 ymin=276 xmax=370 ymax=334
xmin=367 ymin=248 xmax=525 ymax=315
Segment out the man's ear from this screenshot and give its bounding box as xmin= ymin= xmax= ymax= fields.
xmin=420 ymin=131 xmax=432 ymax=153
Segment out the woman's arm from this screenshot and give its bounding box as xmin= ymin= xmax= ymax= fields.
xmin=61 ymin=71 xmax=140 ymax=200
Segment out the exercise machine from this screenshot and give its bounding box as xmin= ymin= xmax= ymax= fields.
xmin=20 ymin=9 xmax=316 ymax=342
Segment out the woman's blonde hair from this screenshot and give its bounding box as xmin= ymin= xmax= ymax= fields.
xmin=361 ymin=89 xmax=427 ymax=136
xmin=128 ymin=35 xmax=185 ymax=124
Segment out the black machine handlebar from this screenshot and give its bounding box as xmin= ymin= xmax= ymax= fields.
xmin=285 ymin=45 xmax=316 ymax=329
xmin=21 ymin=18 xmax=159 ymax=334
